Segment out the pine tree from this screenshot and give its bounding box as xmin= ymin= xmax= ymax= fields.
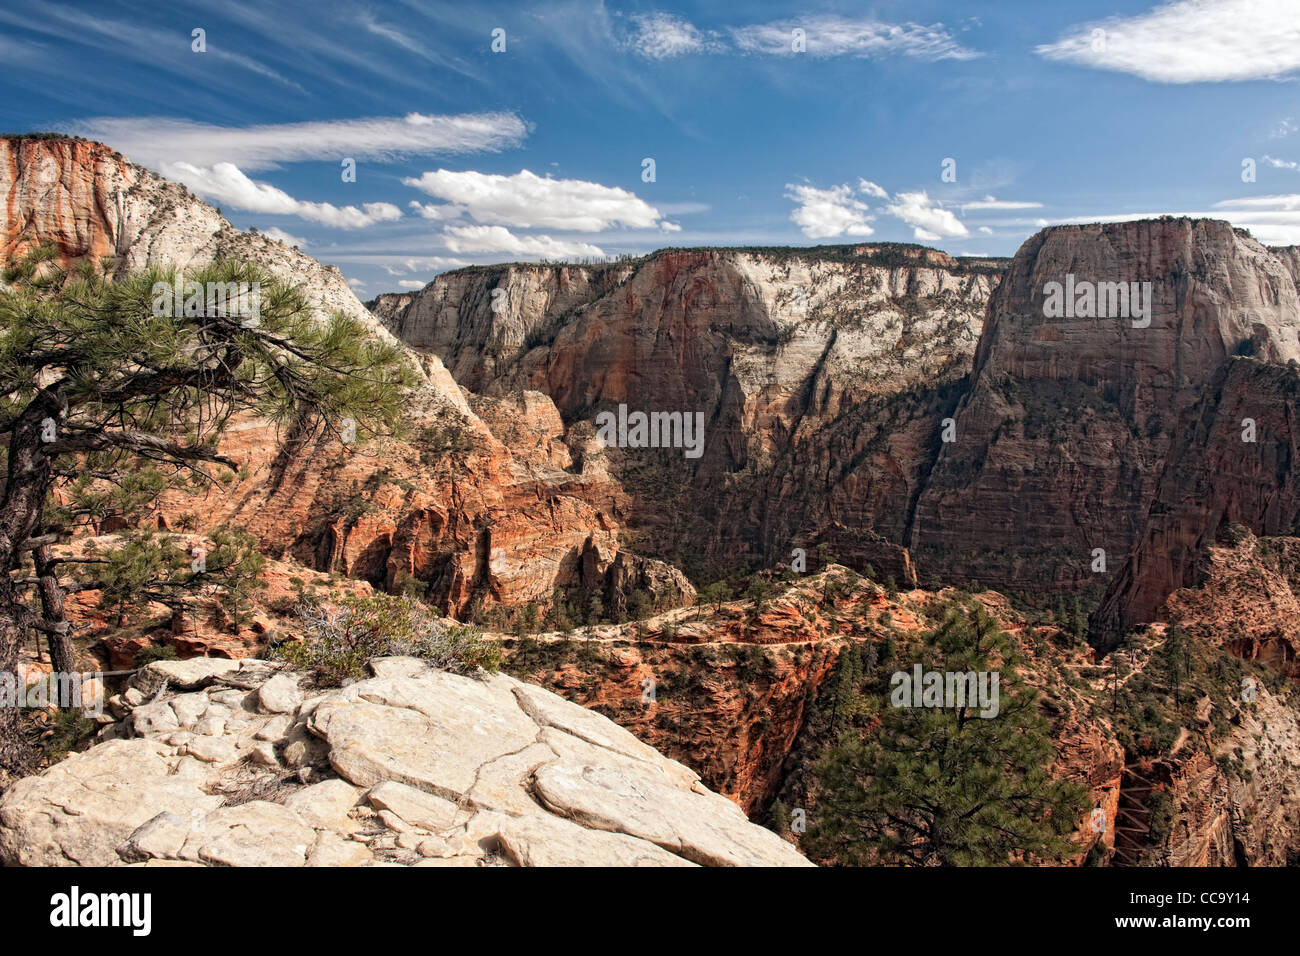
xmin=0 ymin=248 xmax=411 ymax=773
xmin=1069 ymin=595 xmax=1087 ymax=641
xmin=831 ymin=644 xmax=863 ymax=735
xmin=805 ymin=602 xmax=1088 ymax=866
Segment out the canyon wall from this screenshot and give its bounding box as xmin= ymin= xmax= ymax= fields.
xmin=373 ymin=247 xmax=1001 ymax=577
xmin=377 ymin=219 xmax=1300 ymax=613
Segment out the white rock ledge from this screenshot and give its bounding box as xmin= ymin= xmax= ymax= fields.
xmin=0 ymin=657 xmax=812 ymax=868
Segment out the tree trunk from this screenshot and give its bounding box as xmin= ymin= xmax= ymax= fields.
xmin=0 ymin=605 xmax=34 ymax=779
xmin=0 ymin=388 xmax=64 ymax=774
xmin=33 ymin=544 xmax=76 ymax=696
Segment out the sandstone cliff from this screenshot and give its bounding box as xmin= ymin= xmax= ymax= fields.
xmin=0 ymin=135 xmax=402 ymax=351
xmin=913 ymin=218 xmax=1300 ymax=592
xmin=1093 ymin=359 xmax=1300 ymax=647
xmin=380 ymin=219 xmax=1300 ymax=612
xmin=372 ymin=246 xmax=1002 ymax=578
xmin=0 ymin=135 xmax=688 ymax=661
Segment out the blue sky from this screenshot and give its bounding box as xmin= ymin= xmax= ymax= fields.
xmin=3 ymin=0 xmax=1300 ymax=297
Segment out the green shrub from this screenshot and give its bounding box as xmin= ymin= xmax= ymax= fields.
xmin=273 ymin=593 xmax=501 ymax=686
xmin=134 ymin=643 xmax=179 ymax=667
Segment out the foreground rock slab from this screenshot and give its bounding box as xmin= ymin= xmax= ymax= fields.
xmin=0 ymin=658 xmax=811 ymax=868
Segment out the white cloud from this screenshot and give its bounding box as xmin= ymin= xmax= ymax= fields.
xmin=403 ymin=168 xmax=666 ymax=231
xmin=1264 ymin=156 xmax=1300 ymax=171
xmin=858 ymin=179 xmax=889 ymax=199
xmin=1036 ymin=0 xmax=1300 ymax=83
xmin=784 ymin=182 xmax=876 ymax=239
xmin=1213 ymin=193 xmax=1300 ymax=242
xmin=1272 ymin=118 xmax=1298 ymax=138
xmin=389 ymin=256 xmax=472 ymax=274
xmin=360 ymin=13 xmax=433 ymax=59
xmin=164 ymin=162 xmax=403 ymax=228
xmin=886 ymin=191 xmax=969 ymax=239
xmin=397 ymin=280 xmax=427 ymax=290
xmin=441 ymin=225 xmax=606 ymax=259
xmin=978 ymin=226 xmax=994 ymax=235
xmin=733 ymin=15 xmax=979 ymax=60
xmin=627 ymin=13 xmax=721 ymax=58
xmin=1213 ymin=193 xmax=1300 ymax=211
xmin=408 ymin=200 xmax=465 ymax=221
xmin=261 ymin=227 xmax=308 ymax=248
xmin=346 ymin=277 xmax=367 ymax=291
xmin=962 ymin=195 xmax=1043 ymax=210
xmin=74 ymin=112 xmax=527 ymax=172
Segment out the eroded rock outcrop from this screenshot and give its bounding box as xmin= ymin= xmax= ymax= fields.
xmin=372 ymin=248 xmax=1001 ymax=572
xmin=0 ymin=135 xmax=402 ymax=351
xmin=1093 ymin=359 xmax=1300 ymax=648
xmin=381 ymin=220 xmax=1300 ymax=616
xmin=0 ymin=657 xmax=810 ymax=867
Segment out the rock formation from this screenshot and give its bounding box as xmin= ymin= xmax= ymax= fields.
xmin=1091 ymin=357 xmax=1300 ymax=647
xmin=371 ymin=246 xmax=1002 ymax=577
xmin=379 ymin=218 xmax=1300 ymax=614
xmin=5 ymin=136 xmax=1300 ymax=867
xmin=0 ymin=135 xmax=689 ymax=659
xmin=0 ymin=135 xmax=402 ymax=352
xmin=0 ymin=656 xmax=811 ymax=866
xmin=914 ymin=218 xmax=1300 ymax=592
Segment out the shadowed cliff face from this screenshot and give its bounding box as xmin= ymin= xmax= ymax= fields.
xmin=913 ymin=218 xmax=1300 ymax=592
xmin=373 ymin=247 xmax=1002 ymax=576
xmin=1092 ymin=360 xmax=1300 ymax=648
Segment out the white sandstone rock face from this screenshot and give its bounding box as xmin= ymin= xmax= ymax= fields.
xmin=0 ymin=657 xmax=812 ymax=868
xmin=0 ymin=136 xmax=423 ymax=379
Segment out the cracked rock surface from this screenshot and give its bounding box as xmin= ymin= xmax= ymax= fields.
xmin=0 ymin=657 xmax=811 ymax=867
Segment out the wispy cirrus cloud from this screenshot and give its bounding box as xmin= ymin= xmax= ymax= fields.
xmin=1036 ymin=0 xmax=1300 ymax=83
xmin=625 ymin=12 xmax=723 ymax=59
xmin=0 ymin=1 xmax=305 ymax=92
xmin=733 ymin=15 xmax=980 ymax=60
xmin=163 ymin=162 xmax=403 ymax=228
xmin=73 ymin=113 xmax=527 ymax=172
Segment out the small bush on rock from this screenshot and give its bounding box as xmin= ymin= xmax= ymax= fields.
xmin=274 ymin=594 xmax=502 ymax=686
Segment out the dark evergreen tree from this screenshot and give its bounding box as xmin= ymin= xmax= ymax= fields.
xmin=0 ymin=248 xmax=410 ymax=772
xmin=805 ymin=602 xmax=1088 ymax=866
